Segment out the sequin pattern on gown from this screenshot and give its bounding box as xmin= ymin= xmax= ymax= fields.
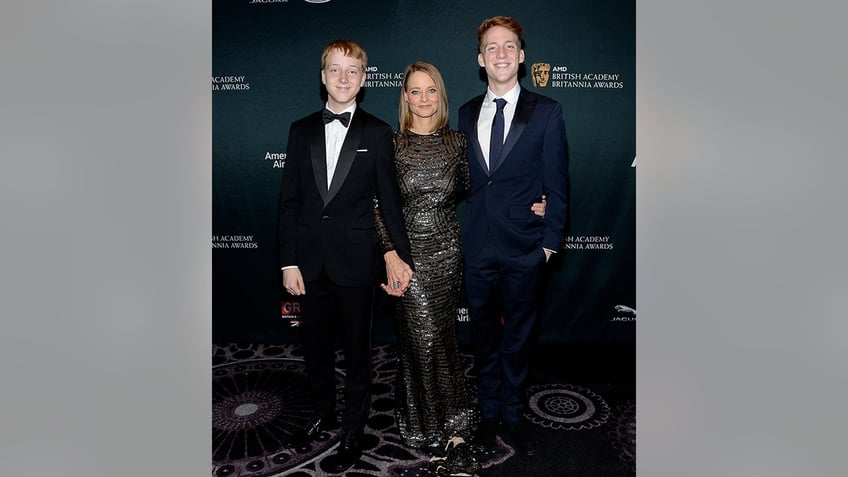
xmin=375 ymin=128 xmax=475 ymax=449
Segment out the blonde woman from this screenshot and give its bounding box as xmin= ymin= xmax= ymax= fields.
xmin=377 ymin=62 xmax=545 ymax=474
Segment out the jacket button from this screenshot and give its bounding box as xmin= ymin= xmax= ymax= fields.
xmin=487 ymin=180 xmax=493 ymax=186
xmin=321 ymin=215 xmax=329 ymax=220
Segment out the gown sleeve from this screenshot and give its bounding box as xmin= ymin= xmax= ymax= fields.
xmin=373 ymin=196 xmax=395 ymax=254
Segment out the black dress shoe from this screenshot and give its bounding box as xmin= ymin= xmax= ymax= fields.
xmin=474 ymin=419 xmax=498 ymax=448
xmin=508 ymin=419 xmax=538 ymax=457
xmin=425 ymin=441 xmax=447 ymax=458
xmin=286 ymin=415 xmax=338 ymax=448
xmin=513 ymin=434 xmax=537 ymax=457
xmin=326 ymin=430 xmax=362 ymax=473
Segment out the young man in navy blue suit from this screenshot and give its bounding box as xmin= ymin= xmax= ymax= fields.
xmin=278 ymin=39 xmax=413 ymax=472
xmin=457 ymin=16 xmax=568 ymax=455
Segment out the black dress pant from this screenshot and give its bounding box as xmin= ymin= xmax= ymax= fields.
xmin=300 ymin=268 xmax=374 ymax=432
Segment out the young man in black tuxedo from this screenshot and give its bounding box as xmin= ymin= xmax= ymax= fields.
xmin=278 ymin=39 xmax=413 ymax=473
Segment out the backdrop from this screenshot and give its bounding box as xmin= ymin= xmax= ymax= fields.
xmin=212 ymin=0 xmax=635 ymax=346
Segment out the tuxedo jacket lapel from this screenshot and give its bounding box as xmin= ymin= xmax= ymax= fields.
xmin=310 ymin=117 xmax=329 ymax=204
xmin=326 ymin=111 xmax=362 ymax=205
xmin=467 ymin=96 xmax=489 ymax=176
xmin=491 ymin=90 xmax=536 ymax=174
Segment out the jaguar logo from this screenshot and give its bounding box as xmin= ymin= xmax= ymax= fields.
xmin=614 ymin=305 xmax=635 ymax=315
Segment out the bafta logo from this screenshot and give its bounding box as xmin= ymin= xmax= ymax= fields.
xmin=531 ymin=62 xmax=551 ymax=88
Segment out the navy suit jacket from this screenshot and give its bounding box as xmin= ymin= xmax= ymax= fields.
xmin=278 ymin=107 xmax=412 ymax=287
xmin=457 ymin=87 xmax=568 ymax=257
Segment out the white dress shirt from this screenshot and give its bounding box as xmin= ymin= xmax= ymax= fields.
xmin=476 ymin=83 xmax=521 ymax=169
xmin=324 ymin=102 xmax=356 ymax=188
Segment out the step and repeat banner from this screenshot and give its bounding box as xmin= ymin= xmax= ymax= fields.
xmin=213 ymin=0 xmax=634 ymax=345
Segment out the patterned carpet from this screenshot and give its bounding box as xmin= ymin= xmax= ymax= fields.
xmin=212 ymin=343 xmax=635 ymax=477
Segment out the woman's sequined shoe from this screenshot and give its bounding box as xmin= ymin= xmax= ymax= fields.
xmin=429 ymin=437 xmax=479 ymax=476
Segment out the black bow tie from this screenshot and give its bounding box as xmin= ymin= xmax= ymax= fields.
xmin=322 ymin=109 xmax=351 ymax=127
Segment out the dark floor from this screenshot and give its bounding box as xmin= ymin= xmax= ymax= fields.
xmin=212 ymin=342 xmax=634 ymax=477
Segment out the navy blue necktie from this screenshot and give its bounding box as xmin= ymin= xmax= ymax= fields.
xmin=489 ymin=98 xmax=507 ymax=169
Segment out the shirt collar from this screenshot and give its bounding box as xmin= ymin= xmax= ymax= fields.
xmin=485 ymin=83 xmax=521 ymax=105
xmin=325 ymin=102 xmax=357 ymax=116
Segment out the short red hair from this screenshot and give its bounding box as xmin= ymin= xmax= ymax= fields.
xmin=321 ymin=39 xmax=368 ymax=70
xmin=477 ymin=16 xmax=524 ymax=52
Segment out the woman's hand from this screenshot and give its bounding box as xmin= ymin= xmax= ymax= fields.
xmin=380 ymin=250 xmax=412 ymax=297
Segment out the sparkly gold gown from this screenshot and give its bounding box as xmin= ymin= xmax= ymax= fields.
xmin=376 ymin=128 xmax=475 ymax=449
